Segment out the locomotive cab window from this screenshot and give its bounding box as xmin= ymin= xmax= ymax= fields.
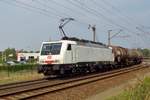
xmin=67 ymin=44 xmax=72 ymax=51
xmin=41 ymin=43 xmax=62 ymax=55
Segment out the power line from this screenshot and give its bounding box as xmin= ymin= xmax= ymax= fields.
xmin=100 ymin=0 xmax=150 ymax=45
xmin=49 ymin=0 xmax=86 ymax=16
xmin=75 ymin=0 xmax=150 ymax=47
xmin=13 ymin=0 xmax=62 ymax=18
xmin=71 ymin=0 xmax=137 ymax=34
xmin=74 ymin=0 xmax=150 ymax=44
xmin=1 ymin=0 xmax=91 ymax=32
xmin=34 ymin=0 xmax=70 ymax=17
xmin=92 ymin=0 xmax=150 ymax=44
xmin=67 ymin=0 xmax=114 ymax=26
xmin=1 ymin=0 xmax=149 ymax=48
xmin=0 ymin=0 xmax=58 ymax=19
xmin=91 ymin=0 xmax=133 ymax=26
xmin=136 ymin=27 xmax=150 ymax=36
xmin=47 ymin=0 xmax=99 ymax=25
xmin=101 ymin=0 xmax=144 ymax=27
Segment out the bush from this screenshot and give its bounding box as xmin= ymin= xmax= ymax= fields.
xmin=0 ymin=64 xmax=38 ymax=73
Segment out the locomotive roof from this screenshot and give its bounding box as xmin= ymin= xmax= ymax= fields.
xmin=61 ymin=37 xmax=107 ymax=48
xmin=42 ymin=37 xmax=108 ymax=48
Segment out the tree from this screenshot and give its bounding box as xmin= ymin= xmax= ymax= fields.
xmin=137 ymin=48 xmax=150 ymax=57
xmin=3 ymin=48 xmax=17 ymax=61
xmin=142 ymin=49 xmax=150 ymax=57
xmin=0 ymin=52 xmax=2 ymax=63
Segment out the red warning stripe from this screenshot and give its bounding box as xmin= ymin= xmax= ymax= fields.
xmin=44 ymin=60 xmax=54 ymax=64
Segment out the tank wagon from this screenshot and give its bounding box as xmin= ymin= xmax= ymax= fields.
xmin=110 ymin=46 xmax=143 ymax=66
xmin=38 ymin=37 xmax=143 ymax=76
xmin=110 ymin=46 xmax=128 ymax=65
xmin=128 ymin=49 xmax=143 ymax=64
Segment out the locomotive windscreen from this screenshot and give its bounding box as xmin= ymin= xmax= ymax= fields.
xmin=41 ymin=43 xmax=62 ymax=55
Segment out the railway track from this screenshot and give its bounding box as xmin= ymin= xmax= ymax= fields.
xmin=0 ymin=78 xmax=47 ymax=91
xmin=0 ymin=64 xmax=148 ymax=100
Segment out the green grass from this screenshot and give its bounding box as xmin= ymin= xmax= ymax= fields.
xmin=107 ymin=77 xmax=150 ymax=100
xmin=0 ymin=64 xmax=43 ymax=85
xmin=0 ymin=71 xmax=43 ymax=85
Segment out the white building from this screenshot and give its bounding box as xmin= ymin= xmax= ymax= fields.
xmin=17 ymin=53 xmax=39 ymax=62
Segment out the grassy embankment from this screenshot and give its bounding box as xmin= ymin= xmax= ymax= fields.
xmin=0 ymin=64 xmax=43 ymax=84
xmin=107 ymin=77 xmax=150 ymax=100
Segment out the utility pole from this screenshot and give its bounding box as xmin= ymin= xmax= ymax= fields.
xmin=108 ymin=29 xmax=122 ymax=46
xmin=89 ymin=25 xmax=96 ymax=42
xmin=108 ymin=30 xmax=112 ymax=46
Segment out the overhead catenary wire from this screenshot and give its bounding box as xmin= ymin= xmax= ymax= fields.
xmin=67 ymin=0 xmax=117 ymax=28
xmin=70 ymin=0 xmax=138 ymax=34
xmin=4 ymin=0 xmax=89 ymax=27
xmin=1 ymin=0 xmax=91 ymax=37
xmin=64 ymin=0 xmax=148 ymax=47
xmin=1 ymin=0 xmax=145 ymax=36
xmin=0 ymin=0 xmax=59 ymax=19
xmin=34 ymin=0 xmax=70 ymax=18
xmin=100 ymin=0 xmax=150 ymax=41
xmin=56 ymin=0 xmax=150 ymax=42
xmin=101 ymin=0 xmax=144 ymax=28
xmin=48 ymin=0 xmax=86 ymax=16
xmin=67 ymin=0 xmax=135 ymax=43
xmin=73 ymin=0 xmax=149 ymax=46
xmin=3 ymin=0 xmax=136 ymax=36
xmin=19 ymin=0 xmax=92 ymax=37
xmin=13 ymin=0 xmax=63 ymax=18
xmin=91 ymin=0 xmax=134 ymax=26
xmin=0 ymin=0 xmax=149 ymax=48
xmin=46 ymin=0 xmax=99 ymax=26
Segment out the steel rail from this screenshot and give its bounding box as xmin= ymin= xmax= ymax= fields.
xmin=0 ymin=64 xmax=148 ymax=99
xmin=0 ymin=78 xmax=48 ymax=91
xmin=20 ymin=64 xmax=148 ymax=100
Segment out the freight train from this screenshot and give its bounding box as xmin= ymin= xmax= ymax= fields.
xmin=38 ymin=37 xmax=143 ymax=76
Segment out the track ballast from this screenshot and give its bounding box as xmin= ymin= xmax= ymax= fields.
xmin=0 ymin=64 xmax=148 ymax=100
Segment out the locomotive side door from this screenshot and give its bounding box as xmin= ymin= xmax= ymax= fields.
xmin=64 ymin=44 xmax=73 ymax=64
xmin=64 ymin=44 xmax=76 ymax=64
xmin=71 ymin=44 xmax=76 ymax=63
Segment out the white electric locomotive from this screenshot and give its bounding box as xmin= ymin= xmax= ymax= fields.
xmin=38 ymin=17 xmax=143 ymax=76
xmin=38 ymin=37 xmax=114 ymax=76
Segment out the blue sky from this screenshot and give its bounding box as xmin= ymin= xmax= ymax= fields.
xmin=0 ymin=0 xmax=150 ymax=51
